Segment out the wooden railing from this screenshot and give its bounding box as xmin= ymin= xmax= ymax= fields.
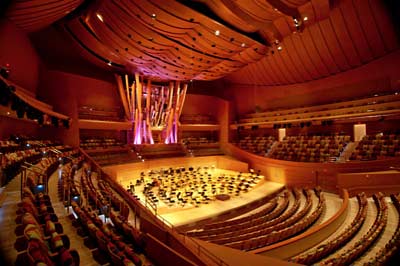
xmin=79 ymin=148 xmax=229 ymax=266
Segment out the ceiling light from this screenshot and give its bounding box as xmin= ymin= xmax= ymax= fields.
xmin=6 ymin=112 xmax=10 ymax=115
xmin=241 ymin=43 xmax=246 ymax=47
xmin=215 ymin=30 xmax=220 ymax=36
xmin=303 ymin=16 xmax=308 ymax=21
xmin=151 ymin=13 xmax=156 ymax=19
xmin=277 ymin=46 xmax=283 ymax=51
xmin=96 ymin=13 xmax=104 ymax=22
xmin=107 ymin=61 xmax=112 ymax=66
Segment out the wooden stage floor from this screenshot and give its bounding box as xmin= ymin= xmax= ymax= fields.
xmin=107 ymin=161 xmax=285 ymax=227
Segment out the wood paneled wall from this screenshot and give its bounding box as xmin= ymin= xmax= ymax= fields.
xmin=0 ymin=18 xmax=40 ymax=94
xmin=223 ymin=143 xmax=400 ymax=193
xmin=226 ymin=50 xmax=400 ymax=116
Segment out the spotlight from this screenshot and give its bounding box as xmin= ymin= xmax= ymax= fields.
xmin=96 ymin=13 xmax=104 ymax=22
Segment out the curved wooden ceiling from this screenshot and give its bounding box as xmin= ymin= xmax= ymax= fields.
xmin=224 ymin=0 xmax=399 ymax=85
xmin=5 ymin=0 xmax=84 ymax=32
xmin=4 ymin=0 xmax=399 ymax=84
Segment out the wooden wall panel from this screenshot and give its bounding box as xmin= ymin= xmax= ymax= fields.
xmin=0 ymin=19 xmax=40 ymax=94
xmin=227 ymin=50 xmax=400 ymax=115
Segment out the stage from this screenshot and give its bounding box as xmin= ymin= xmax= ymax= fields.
xmin=103 ymin=156 xmax=285 ymax=227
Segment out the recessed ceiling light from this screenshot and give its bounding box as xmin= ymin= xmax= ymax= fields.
xmin=96 ymin=13 xmax=104 ymax=22
xmin=215 ymin=30 xmax=220 ymax=36
xmin=151 ymin=13 xmax=156 ymax=19
xmin=6 ymin=112 xmax=10 ymax=115
xmin=303 ymin=16 xmax=308 ymax=21
xmin=277 ymin=46 xmax=283 ymax=51
xmin=241 ymin=43 xmax=246 ymax=47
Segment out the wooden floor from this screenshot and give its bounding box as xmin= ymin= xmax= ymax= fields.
xmin=117 ymin=166 xmax=285 ymax=227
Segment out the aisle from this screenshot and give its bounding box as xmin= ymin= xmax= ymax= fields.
xmin=0 ymin=174 xmax=21 ymax=265
xmin=46 ymin=165 xmax=99 ymax=266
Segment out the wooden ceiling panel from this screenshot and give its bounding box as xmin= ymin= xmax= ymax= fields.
xmin=267 ymin=53 xmax=289 ymax=84
xmin=310 ymin=0 xmax=330 ymax=21
xmin=368 ymin=0 xmax=399 ymax=52
xmin=5 ymin=0 xmax=397 ymax=84
xmin=275 ymin=46 xmax=302 ymax=83
xmin=328 ymin=8 xmax=362 ymax=68
xmin=271 ymin=49 xmax=295 ymax=83
xmin=281 ymin=36 xmax=313 ymax=81
xmin=307 ymin=23 xmax=340 ymax=74
xmin=339 ymin=0 xmax=374 ymax=63
xmin=288 ymin=33 xmax=320 ymax=80
xmin=318 ymin=19 xmax=351 ymax=71
xmin=299 ymin=28 xmax=331 ymax=77
xmin=354 ymin=0 xmax=386 ymax=58
xmin=6 ymin=0 xmax=84 ymax=32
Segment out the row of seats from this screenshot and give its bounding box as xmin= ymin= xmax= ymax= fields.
xmin=365 ymin=194 xmax=400 ymax=265
xmin=237 ymin=136 xmax=275 ymax=156
xmin=180 ymin=114 xmax=216 ymax=124
xmin=87 ymin=149 xmax=141 ymax=166
xmin=235 ymin=135 xmax=350 ymax=162
xmin=14 ymin=162 xmax=80 ymax=266
xmin=71 ymin=201 xmax=145 ymax=266
xmin=289 ymin=192 xmax=368 ymax=264
xmin=1 ymin=137 xmax=72 ymax=186
xmin=226 ymin=188 xmax=325 ymax=251
xmin=181 ymin=136 xmax=217 ymax=145
xmin=78 ymin=106 xmax=123 ymax=121
xmin=238 ymin=93 xmax=400 ymax=124
xmin=61 ymin=161 xmax=152 ymax=266
xmin=319 ymin=193 xmax=388 ymax=265
xmin=80 ymin=138 xmax=125 ymax=150
xmin=271 ymin=135 xmax=349 ymax=162
xmin=188 ymin=190 xmax=291 ymax=238
xmin=184 ymin=188 xmax=325 ymax=252
xmin=0 ymin=137 xmax=61 ymax=153
xmin=132 ymin=144 xmax=187 ymax=159
xmin=350 ymin=133 xmax=400 ymax=160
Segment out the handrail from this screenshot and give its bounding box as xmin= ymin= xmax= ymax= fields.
xmin=78 ymin=148 xmax=229 ymax=266
xmin=251 ymin=189 xmax=349 ymax=255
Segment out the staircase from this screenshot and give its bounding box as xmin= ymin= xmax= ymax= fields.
xmin=338 ymin=142 xmax=358 ymax=162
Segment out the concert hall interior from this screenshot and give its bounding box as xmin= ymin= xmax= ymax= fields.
xmin=1 ymin=0 xmax=400 ymax=265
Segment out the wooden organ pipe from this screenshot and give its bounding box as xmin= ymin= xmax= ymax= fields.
xmin=114 ymin=74 xmax=131 ymax=120
xmin=124 ymin=75 xmax=132 ymax=118
xmin=116 ymin=73 xmax=188 ymax=144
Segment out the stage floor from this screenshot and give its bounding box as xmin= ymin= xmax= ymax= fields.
xmin=118 ymin=168 xmax=284 ymax=227
xmin=158 ymin=180 xmax=284 ymax=227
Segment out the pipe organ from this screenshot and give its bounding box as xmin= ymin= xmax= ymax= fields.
xmin=116 ymin=74 xmax=187 ymax=144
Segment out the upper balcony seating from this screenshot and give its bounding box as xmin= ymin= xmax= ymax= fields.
xmin=87 ymin=149 xmax=140 ymax=166
xmin=350 ymin=133 xmax=400 ymax=160
xmin=183 ymin=137 xmax=224 ymax=156
xmin=80 ymin=138 xmax=125 ymax=150
xmin=133 ymin=143 xmax=187 ymax=159
xmin=236 ymin=92 xmax=400 ymax=126
xmin=236 ymin=135 xmax=276 ymax=156
xmin=270 ymin=135 xmax=350 ymax=162
xmin=180 ymin=114 xmax=217 ymax=124
xmin=1 ymin=137 xmax=72 ymax=186
xmin=78 ymin=106 xmax=123 ymax=121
